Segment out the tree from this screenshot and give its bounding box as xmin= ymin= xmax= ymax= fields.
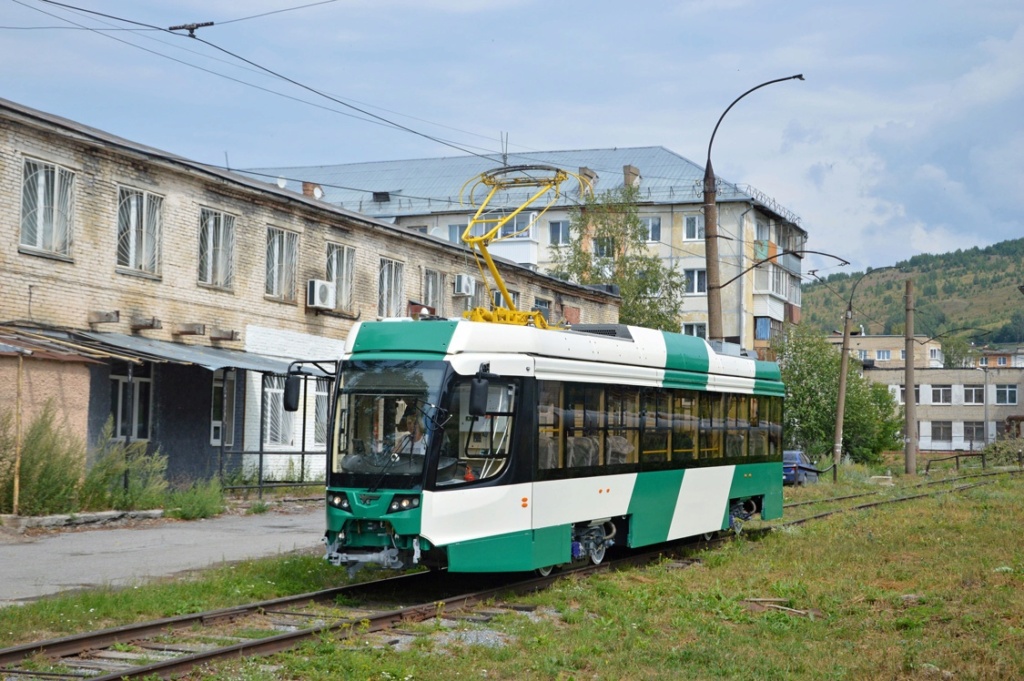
xmin=547 ymin=185 xmax=685 ymax=331
xmin=941 ymin=335 xmax=975 ymax=368
xmin=774 ymin=323 xmax=902 ymax=464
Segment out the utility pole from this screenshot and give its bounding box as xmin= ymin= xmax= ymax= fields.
xmin=904 ymin=279 xmax=917 ymax=475
xmin=833 ymin=306 xmax=853 ymax=483
xmin=702 ymin=75 xmax=804 ymax=342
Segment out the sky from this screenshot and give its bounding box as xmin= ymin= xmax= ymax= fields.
xmin=4 ymin=0 xmax=1023 ymax=277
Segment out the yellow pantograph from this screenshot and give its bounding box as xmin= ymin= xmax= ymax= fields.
xmin=459 ymin=165 xmax=590 ymax=328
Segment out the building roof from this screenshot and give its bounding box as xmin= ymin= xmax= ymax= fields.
xmin=246 ymin=146 xmax=804 ymax=229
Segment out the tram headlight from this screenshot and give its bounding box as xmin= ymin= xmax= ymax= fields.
xmin=387 ymin=495 xmax=420 ymax=513
xmin=328 ymin=493 xmax=351 ymax=511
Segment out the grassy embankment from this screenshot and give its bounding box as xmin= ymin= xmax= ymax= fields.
xmin=2 ymin=467 xmax=1022 ymax=679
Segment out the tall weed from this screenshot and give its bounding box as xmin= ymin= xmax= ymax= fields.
xmin=79 ymin=421 xmax=168 ymax=511
xmin=166 ymin=478 xmax=225 ymax=520
xmin=0 ymin=403 xmax=84 ymax=515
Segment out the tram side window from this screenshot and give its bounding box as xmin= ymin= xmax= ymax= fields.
xmin=537 ymin=380 xmax=563 ymax=470
xmin=565 ymin=383 xmax=603 ymax=468
xmin=640 ymin=390 xmax=670 ymax=462
xmin=749 ymin=396 xmax=768 ymax=457
xmin=671 ymin=391 xmax=698 ymax=461
xmin=437 ymin=379 xmax=517 ymax=485
xmin=605 ymin=386 xmax=639 ymax=465
xmin=699 ymin=393 xmax=725 ymax=459
xmin=725 ymin=394 xmax=750 ymax=458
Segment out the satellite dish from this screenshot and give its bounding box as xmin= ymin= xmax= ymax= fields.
xmin=276 ymin=177 xmax=287 ymax=189
xmin=313 ymin=186 xmax=324 ymax=200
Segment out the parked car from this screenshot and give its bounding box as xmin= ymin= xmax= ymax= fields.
xmin=783 ymin=450 xmax=819 ymax=485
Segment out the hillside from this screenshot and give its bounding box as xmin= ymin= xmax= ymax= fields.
xmin=800 ymin=238 xmax=1024 ymax=345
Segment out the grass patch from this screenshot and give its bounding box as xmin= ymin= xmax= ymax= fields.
xmin=3 ymin=473 xmax=1023 ymax=679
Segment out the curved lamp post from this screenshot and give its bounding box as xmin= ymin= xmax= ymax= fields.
xmin=704 ymin=74 xmax=804 ymax=342
xmin=832 ymin=266 xmax=900 ymax=480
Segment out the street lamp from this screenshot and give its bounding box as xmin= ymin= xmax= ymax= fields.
xmin=704 ymin=74 xmax=804 ymax=342
xmin=832 ymin=266 xmax=900 ymax=480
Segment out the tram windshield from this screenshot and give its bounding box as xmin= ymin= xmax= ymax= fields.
xmin=331 ymin=360 xmax=447 ymax=488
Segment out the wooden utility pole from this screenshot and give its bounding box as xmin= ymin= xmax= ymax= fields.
xmin=904 ymin=280 xmax=917 ymax=475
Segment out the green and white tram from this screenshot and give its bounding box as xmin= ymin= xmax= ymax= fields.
xmin=298 ymin=317 xmax=784 ymax=574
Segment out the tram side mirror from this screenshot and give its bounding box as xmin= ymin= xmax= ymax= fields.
xmin=469 ymin=377 xmax=489 ymax=417
xmin=283 ymin=374 xmax=302 ymax=412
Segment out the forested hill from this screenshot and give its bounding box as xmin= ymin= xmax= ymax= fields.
xmin=800 ymin=238 xmax=1024 ymax=345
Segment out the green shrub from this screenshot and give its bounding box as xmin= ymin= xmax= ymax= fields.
xmin=0 ymin=403 xmax=85 ymax=515
xmin=79 ymin=421 xmax=168 ymax=511
xmin=166 ymin=478 xmax=225 ymax=520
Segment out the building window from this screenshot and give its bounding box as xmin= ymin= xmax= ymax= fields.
xmin=683 ymin=323 xmax=707 ymax=339
xmin=424 ymin=268 xmax=445 ymax=316
xmin=876 ymin=350 xmax=891 ymax=361
xmin=534 ymin=298 xmax=551 ymax=322
xmin=263 ymin=375 xmax=294 ymax=447
xmin=756 ymin=220 xmax=770 ymax=242
xmin=930 ymin=348 xmax=942 ymax=362
xmin=899 ymin=385 xmax=920 ymax=405
xmin=932 ymin=385 xmax=952 ymax=404
xmin=931 ymin=421 xmax=952 ymax=441
xmin=327 ymin=243 xmax=355 ymax=311
xmin=549 ymin=220 xmax=571 ymax=245
xmin=901 ymin=349 xmax=907 ymax=361
xmin=980 ymin=357 xmax=989 ymax=366
xmin=265 ymin=227 xmax=298 ymax=300
xmin=998 ymin=356 xmax=1008 ymax=366
xmin=996 ymin=385 xmax=1018 ymax=405
xmin=684 ymin=215 xmax=704 ymax=240
xmin=593 ymin=237 xmax=616 ymax=258
xmin=21 ymin=158 xmax=74 ymax=256
xmin=198 ymin=208 xmax=235 ymax=288
xmin=407 ymin=225 xmax=428 ymax=234
xmin=642 ymin=216 xmax=661 ymax=242
xmin=964 ymin=385 xmax=984 ymax=404
xmin=492 ymin=289 xmax=520 ymax=308
xmin=116 ymin=188 xmax=162 ymax=274
xmin=211 ymin=369 xmax=235 ymax=447
xmin=500 ymin=213 xmax=534 ymax=239
xmin=858 ymin=350 xmax=869 ymax=361
xmin=378 ymin=258 xmax=405 ymax=317
xmin=683 ymin=269 xmax=707 ymax=294
xmin=448 ymin=224 xmax=467 ymax=243
xmin=964 ymin=421 xmax=985 ymax=445
xmin=110 ymin=362 xmax=152 ymax=441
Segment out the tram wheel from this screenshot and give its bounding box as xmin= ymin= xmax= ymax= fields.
xmin=536 ymin=565 xmax=555 ymax=577
xmin=589 ymin=544 xmax=606 ymax=565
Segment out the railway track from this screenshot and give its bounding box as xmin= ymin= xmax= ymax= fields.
xmin=3 ymin=469 xmax=1017 ymax=680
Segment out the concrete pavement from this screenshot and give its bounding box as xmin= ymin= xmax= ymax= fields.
xmin=0 ymin=503 xmax=325 ymax=607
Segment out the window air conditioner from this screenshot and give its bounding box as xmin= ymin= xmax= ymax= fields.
xmin=306 ymin=279 xmax=337 ymax=310
xmin=453 ymin=274 xmax=475 ymax=297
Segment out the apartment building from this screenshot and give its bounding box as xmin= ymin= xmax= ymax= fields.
xmin=249 ymin=146 xmax=809 ymax=356
xmin=0 ymin=97 xmax=618 ymax=482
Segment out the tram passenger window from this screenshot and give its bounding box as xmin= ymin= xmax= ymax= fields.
xmin=537 ymin=381 xmax=562 ymax=470
xmin=671 ymin=391 xmax=698 ymax=461
xmin=699 ymin=393 xmax=724 ymax=459
xmin=565 ymin=383 xmax=602 ymax=468
xmin=640 ymin=390 xmax=669 ymax=462
xmin=606 ymin=386 xmax=639 ymax=465
xmin=749 ymin=397 xmax=768 ymax=457
xmin=725 ymin=394 xmax=749 ymax=458
xmin=768 ymin=396 xmax=783 ymax=457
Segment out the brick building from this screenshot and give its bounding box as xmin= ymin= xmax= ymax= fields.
xmin=0 ymin=97 xmax=618 ymax=483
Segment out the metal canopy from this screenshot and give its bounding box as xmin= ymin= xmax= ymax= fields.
xmin=76 ymin=332 xmax=293 ymax=374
